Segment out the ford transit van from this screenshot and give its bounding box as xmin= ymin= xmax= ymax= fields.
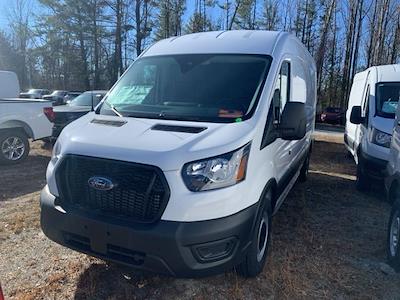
xmin=41 ymin=31 xmax=316 ymax=278
xmin=345 ymin=65 xmax=400 ymax=191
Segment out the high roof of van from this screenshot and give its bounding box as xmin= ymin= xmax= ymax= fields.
xmin=143 ymin=30 xmax=285 ymax=57
xmin=356 ymin=64 xmax=400 ymax=83
xmin=374 ymin=64 xmax=400 ymax=82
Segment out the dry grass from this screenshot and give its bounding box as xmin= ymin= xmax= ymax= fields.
xmin=1 ymin=133 xmax=400 ymax=299
xmin=0 ymin=192 xmax=40 ymax=237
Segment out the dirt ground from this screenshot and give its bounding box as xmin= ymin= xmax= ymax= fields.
xmin=1 ymin=133 xmax=400 ymax=300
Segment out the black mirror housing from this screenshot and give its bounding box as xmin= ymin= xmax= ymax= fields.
xmin=279 ymin=102 xmax=307 ymax=140
xmin=350 ymin=106 xmax=363 ymax=124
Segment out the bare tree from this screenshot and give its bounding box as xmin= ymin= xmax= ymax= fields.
xmin=7 ymin=0 xmax=32 ymax=88
xmin=315 ymin=0 xmax=335 ymax=97
xmin=262 ymin=0 xmax=279 ymax=30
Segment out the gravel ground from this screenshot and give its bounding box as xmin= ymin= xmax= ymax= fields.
xmin=1 ymin=134 xmax=400 ymax=299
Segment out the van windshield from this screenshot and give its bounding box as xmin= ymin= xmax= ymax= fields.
xmin=376 ymin=82 xmax=400 ymax=118
xmin=99 ymin=54 xmax=271 ymax=123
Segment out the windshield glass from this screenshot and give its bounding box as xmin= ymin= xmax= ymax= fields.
xmin=100 ymin=54 xmax=271 ymax=123
xmin=70 ymin=92 xmax=104 ymax=106
xmin=376 ymin=82 xmax=400 ymax=118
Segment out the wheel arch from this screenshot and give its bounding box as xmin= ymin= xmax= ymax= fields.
xmin=250 ymin=179 xmax=277 ymax=234
xmin=0 ymin=120 xmax=34 ymax=138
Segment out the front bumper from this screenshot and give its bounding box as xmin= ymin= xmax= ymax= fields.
xmin=359 ymin=150 xmax=388 ymax=180
xmin=40 ymin=186 xmax=258 ymax=277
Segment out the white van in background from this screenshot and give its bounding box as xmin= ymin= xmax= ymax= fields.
xmin=0 ymin=71 xmax=20 ymax=98
xmin=41 ymin=30 xmax=316 ymax=278
xmin=345 ymin=64 xmax=400 ymax=191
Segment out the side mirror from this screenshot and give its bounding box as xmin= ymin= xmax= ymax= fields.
xmin=279 ymin=102 xmax=307 ymax=140
xmin=350 ymin=106 xmax=364 ymax=124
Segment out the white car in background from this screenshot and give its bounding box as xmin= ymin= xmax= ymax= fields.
xmin=0 ymin=71 xmax=53 ymax=164
xmin=345 ymin=64 xmax=400 ymax=191
xmin=42 ymin=90 xmax=69 ymax=106
xmin=0 ymin=99 xmax=53 ymax=164
xmin=20 ymin=88 xmax=50 ymax=99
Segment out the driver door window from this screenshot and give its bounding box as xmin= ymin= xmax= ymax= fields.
xmin=273 ymin=61 xmax=291 ymax=123
xmin=261 ymin=61 xmax=291 ymax=149
xmin=362 ymin=84 xmax=370 ymax=126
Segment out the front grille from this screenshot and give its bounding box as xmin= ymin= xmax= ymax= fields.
xmin=56 ymin=155 xmax=170 ymax=223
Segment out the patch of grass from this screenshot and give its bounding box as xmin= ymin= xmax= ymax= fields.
xmin=0 ymin=192 xmax=41 ymax=237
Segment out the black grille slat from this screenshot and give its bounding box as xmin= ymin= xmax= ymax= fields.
xmin=56 ymin=155 xmax=170 ymax=223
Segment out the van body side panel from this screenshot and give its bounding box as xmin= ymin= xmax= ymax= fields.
xmin=0 ymin=100 xmax=52 ymax=139
xmin=345 ymin=71 xmax=368 ymax=155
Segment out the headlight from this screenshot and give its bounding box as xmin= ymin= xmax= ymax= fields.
xmin=182 ymin=143 xmax=251 ymax=192
xmin=371 ymin=128 xmax=391 ymax=148
xmin=51 ymin=140 xmax=62 ymax=163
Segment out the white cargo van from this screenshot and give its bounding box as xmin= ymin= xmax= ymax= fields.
xmin=0 ymin=71 xmax=20 ymax=98
xmin=345 ymin=65 xmax=400 ymax=190
xmin=41 ymin=31 xmax=316 ymax=278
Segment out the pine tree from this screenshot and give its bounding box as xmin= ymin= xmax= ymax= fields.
xmin=155 ymin=0 xmax=186 ymax=40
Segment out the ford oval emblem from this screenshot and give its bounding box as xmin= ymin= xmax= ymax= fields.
xmin=88 ymin=176 xmax=115 ymax=191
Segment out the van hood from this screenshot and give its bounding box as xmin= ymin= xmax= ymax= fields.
xmin=371 ymin=116 xmax=395 ymax=135
xmin=57 ymin=112 xmax=256 ymax=171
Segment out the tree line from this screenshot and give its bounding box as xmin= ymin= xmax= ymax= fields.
xmin=0 ymin=0 xmax=399 ymax=110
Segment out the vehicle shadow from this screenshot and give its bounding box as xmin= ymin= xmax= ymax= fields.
xmin=73 ymin=263 xmax=185 ymax=300
xmin=72 ymin=172 xmax=391 ymax=300
xmin=0 ymin=153 xmax=50 ymax=201
xmin=311 ymin=140 xmax=385 ymax=196
xmin=69 ymin=138 xmax=395 ymax=299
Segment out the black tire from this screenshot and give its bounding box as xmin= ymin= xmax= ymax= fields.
xmin=0 ymin=130 xmax=30 ymax=165
xmin=356 ymin=157 xmax=370 ymax=192
xmin=387 ymin=200 xmax=400 ymax=272
xmin=345 ymin=151 xmax=353 ymax=159
xmin=299 ymin=152 xmax=311 ymax=182
xmin=237 ymin=190 xmax=272 ymax=278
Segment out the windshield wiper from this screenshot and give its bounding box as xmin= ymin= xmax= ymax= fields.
xmin=101 ymin=100 xmax=123 ymax=118
xmin=159 ymin=112 xmax=203 ymax=121
xmin=110 ymin=104 xmax=123 ymax=118
xmin=126 ymin=111 xmax=203 ymax=121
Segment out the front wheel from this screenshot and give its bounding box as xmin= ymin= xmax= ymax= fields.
xmin=237 ymin=191 xmax=272 ymax=278
xmin=356 ymin=158 xmax=370 ymax=192
xmin=0 ymin=131 xmax=30 ymax=164
xmin=388 ymin=200 xmax=400 ymax=272
xmin=299 ymin=152 xmax=311 ymax=182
